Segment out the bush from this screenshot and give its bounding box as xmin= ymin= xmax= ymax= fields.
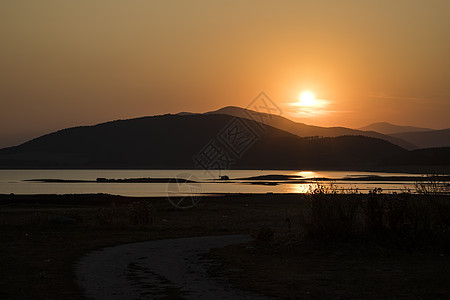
xmin=307 ymin=193 xmax=362 ymax=239
xmin=415 ymin=174 xmax=449 ymax=195
xmin=299 ymin=189 xmax=450 ymax=250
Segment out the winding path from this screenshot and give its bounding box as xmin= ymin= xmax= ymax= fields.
xmin=76 ymin=235 xmax=266 ymax=299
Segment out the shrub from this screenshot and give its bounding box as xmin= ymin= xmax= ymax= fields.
xmin=307 ymin=193 xmax=362 ymax=239
xmin=415 ymin=174 xmax=449 ymax=195
xmin=298 ymin=185 xmax=450 ymax=250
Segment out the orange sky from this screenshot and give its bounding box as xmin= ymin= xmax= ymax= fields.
xmin=1 ymin=0 xmax=450 ymax=148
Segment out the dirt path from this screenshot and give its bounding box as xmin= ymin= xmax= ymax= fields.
xmin=76 ymin=235 xmax=267 ymax=299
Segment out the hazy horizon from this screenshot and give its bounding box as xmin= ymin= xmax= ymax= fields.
xmin=1 ymin=1 xmax=450 ymax=148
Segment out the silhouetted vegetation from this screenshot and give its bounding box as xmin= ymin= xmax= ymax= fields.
xmin=296 ymin=185 xmax=450 ymax=252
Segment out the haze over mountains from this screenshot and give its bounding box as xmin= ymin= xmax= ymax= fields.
xmin=358 ymin=122 xmax=450 ymax=149
xmin=390 ymin=129 xmax=450 ymax=149
xmin=0 ymin=106 xmax=449 ymax=171
xmin=206 ymin=107 xmax=417 ymax=150
xmin=358 ymin=122 xmax=433 ymax=135
xmin=207 ymin=107 xmax=450 ymax=150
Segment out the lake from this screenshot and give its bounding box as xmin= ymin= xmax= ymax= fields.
xmin=0 ymin=169 xmax=425 ymax=197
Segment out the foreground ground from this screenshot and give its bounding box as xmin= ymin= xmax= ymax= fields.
xmin=0 ymin=193 xmax=449 ymax=298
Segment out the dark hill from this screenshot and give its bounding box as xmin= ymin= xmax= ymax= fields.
xmin=381 ymin=147 xmax=450 ymax=166
xmin=0 ymin=114 xmax=406 ymax=170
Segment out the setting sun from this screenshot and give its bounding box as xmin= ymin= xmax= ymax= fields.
xmin=289 ymin=91 xmax=331 ymax=119
xmin=299 ymin=92 xmax=317 ymax=106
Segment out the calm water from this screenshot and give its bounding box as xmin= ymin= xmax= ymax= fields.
xmin=0 ymin=169 xmax=420 ymax=197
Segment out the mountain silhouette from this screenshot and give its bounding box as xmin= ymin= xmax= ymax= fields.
xmin=206 ymin=106 xmax=417 ymax=150
xmin=359 ymin=122 xmax=433 ymax=135
xmin=0 ymin=113 xmax=406 ymax=170
xmin=390 ymin=129 xmax=450 ymax=149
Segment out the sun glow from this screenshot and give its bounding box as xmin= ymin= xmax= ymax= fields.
xmin=299 ymin=91 xmax=317 ymax=106
xmin=288 ymin=91 xmax=331 ymax=120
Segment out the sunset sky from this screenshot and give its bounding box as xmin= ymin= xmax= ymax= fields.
xmin=1 ymin=0 xmax=450 ymax=148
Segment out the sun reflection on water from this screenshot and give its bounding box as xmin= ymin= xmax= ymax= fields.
xmin=294 ymin=171 xmax=319 ymax=179
xmin=286 ymin=183 xmax=315 ymax=194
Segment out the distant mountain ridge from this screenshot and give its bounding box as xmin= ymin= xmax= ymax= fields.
xmin=358 ymin=122 xmax=450 ymax=149
xmin=0 ymin=113 xmax=406 ymax=170
xmin=391 ymin=129 xmax=450 ymax=149
xmin=359 ymin=122 xmax=433 ymax=135
xmin=2 ymin=106 xmax=449 ymax=171
xmin=206 ymin=106 xmax=417 ymax=150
